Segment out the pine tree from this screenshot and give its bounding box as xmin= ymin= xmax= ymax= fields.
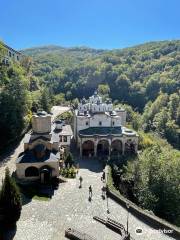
xmin=65 ymin=153 xmax=74 ymax=167
xmin=40 ymin=87 xmax=51 ymax=113
xmin=0 ymin=168 xmax=22 ymax=227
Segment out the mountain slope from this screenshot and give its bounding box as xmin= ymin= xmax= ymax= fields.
xmin=22 ymin=40 xmax=180 ymax=147
xmin=22 ymin=40 xmax=180 ymax=102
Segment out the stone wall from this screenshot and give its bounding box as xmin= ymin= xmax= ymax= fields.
xmin=105 ymin=166 xmax=180 ymax=239
xmin=16 ymin=161 xmax=59 ymax=180
xmin=32 ymin=114 xmax=51 ymax=133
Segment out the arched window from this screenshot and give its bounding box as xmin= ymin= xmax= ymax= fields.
xmin=25 ymin=167 xmax=39 ymax=177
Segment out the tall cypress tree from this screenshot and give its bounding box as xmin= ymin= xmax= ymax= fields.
xmin=0 ymin=168 xmax=22 ymax=227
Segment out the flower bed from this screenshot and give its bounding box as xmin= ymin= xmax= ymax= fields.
xmin=60 ymin=167 xmax=76 ymax=178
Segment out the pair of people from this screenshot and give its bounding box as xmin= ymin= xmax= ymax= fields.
xmin=79 ymin=176 xmax=93 ymax=198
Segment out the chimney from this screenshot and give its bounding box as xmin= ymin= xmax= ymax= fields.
xmin=32 ymin=111 xmax=51 ymax=133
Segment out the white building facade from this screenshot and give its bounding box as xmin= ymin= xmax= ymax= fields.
xmin=74 ymin=91 xmax=138 ymax=157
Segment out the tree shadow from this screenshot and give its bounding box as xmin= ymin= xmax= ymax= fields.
xmin=18 ymin=179 xmax=59 ymax=205
xmin=0 ymin=224 xmax=17 ymax=240
xmin=0 ymin=133 xmax=25 ymax=165
xmin=75 ymin=157 xmax=103 ymax=173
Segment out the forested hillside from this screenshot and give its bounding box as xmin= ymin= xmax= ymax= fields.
xmin=1 ymin=41 xmax=180 ymax=226
xmin=22 ymin=40 xmax=180 ymax=148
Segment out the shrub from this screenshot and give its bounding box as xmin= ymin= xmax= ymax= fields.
xmin=0 ymin=168 xmax=22 ymax=227
xmin=65 ymin=152 xmax=74 ymax=167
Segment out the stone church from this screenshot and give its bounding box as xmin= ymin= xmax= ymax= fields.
xmin=74 ymin=91 xmax=138 ymax=157
xmin=16 ymin=111 xmax=72 ymax=183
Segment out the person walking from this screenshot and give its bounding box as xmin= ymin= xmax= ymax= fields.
xmin=101 ymin=185 xmax=106 ymax=199
xmin=101 ymin=171 xmax=105 ymax=181
xmin=89 ymin=185 xmax=92 ymax=198
xmin=79 ymin=176 xmax=83 ymax=188
xmin=102 ymin=171 xmax=105 ymax=182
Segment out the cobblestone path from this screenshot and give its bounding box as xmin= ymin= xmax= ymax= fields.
xmin=11 ymin=158 xmax=175 ymax=240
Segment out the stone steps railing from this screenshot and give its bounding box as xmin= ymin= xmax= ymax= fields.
xmin=93 ymin=216 xmax=130 ymax=239
xmin=65 ymin=227 xmax=97 ymax=240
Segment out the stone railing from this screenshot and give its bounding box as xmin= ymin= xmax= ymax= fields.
xmin=105 ymin=165 xmax=180 ymax=240
xmin=65 ymin=227 xmax=96 ymax=240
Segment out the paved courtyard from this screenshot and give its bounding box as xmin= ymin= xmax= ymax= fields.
xmin=5 ymin=158 xmax=174 ymax=240
xmin=0 ymin=104 xmax=177 ymax=240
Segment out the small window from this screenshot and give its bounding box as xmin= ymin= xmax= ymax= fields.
xmin=99 ymin=121 xmax=102 ymax=126
xmin=60 ymin=136 xmax=63 ymax=142
xmin=25 ymin=167 xmax=39 ymax=177
xmin=86 ymin=121 xmax=88 ymax=126
xmin=112 ymin=121 xmax=115 ymax=126
xmin=9 ymin=51 xmax=11 ymax=57
xmin=63 ymin=136 xmax=67 ymax=142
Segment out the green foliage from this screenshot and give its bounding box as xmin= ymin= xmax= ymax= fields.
xmin=1 ymin=40 xmax=178 ymax=149
xmin=22 ymin=41 xmax=179 ymax=112
xmin=22 ymin=41 xmax=180 ymax=146
xmin=123 ymin=139 xmax=180 ymax=226
xmin=53 ymin=93 xmax=66 ymax=105
xmin=57 ymin=111 xmax=73 ymax=124
xmin=142 ymin=93 xmax=180 ymax=148
xmin=64 ymin=152 xmax=74 ymax=167
xmin=115 ymin=103 xmax=142 ymax=130
xmin=138 ymin=132 xmax=154 ymax=150
xmin=39 ymin=87 xmax=52 ymax=113
xmin=0 ymin=168 xmax=22 ymax=226
xmin=60 ymin=167 xmax=76 ymax=178
xmin=98 ymin=83 xmax=110 ymax=100
xmin=0 ymin=64 xmax=32 ymax=150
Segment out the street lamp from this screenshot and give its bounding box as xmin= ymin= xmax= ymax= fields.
xmin=105 ymin=170 xmax=110 ymax=214
xmin=126 ymin=202 xmax=130 ymax=234
xmin=106 ymin=185 xmax=110 ymax=214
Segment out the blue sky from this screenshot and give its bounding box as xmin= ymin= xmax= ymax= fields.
xmin=0 ymin=0 xmax=180 ymax=50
